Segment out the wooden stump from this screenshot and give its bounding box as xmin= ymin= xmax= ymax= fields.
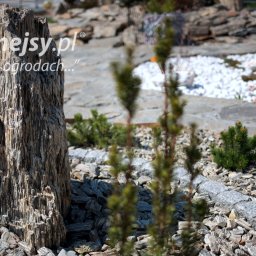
xmin=0 ymin=5 xmax=70 ymax=252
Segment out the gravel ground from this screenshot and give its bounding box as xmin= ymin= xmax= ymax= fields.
xmin=1 ymin=126 xmax=256 ymax=255
xmin=134 ymin=126 xmax=256 ymax=197
xmin=62 ymin=126 xmax=256 ymax=255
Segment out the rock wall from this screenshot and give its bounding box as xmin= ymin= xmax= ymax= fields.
xmin=184 ymin=4 xmax=256 ymax=43
xmin=52 ymin=3 xmax=256 ymax=47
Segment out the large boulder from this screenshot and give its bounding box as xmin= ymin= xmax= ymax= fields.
xmin=0 ymin=5 xmax=71 ymax=252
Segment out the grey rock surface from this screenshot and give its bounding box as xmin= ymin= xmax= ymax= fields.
xmin=235 ymin=202 xmax=256 ymax=227
xmin=198 ymin=180 xmax=229 ymax=198
xmin=62 ymin=40 xmax=256 ymax=135
xmin=215 ymin=190 xmax=250 ymax=208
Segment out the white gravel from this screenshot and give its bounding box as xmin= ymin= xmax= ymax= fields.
xmin=134 ymin=54 xmax=256 ymax=102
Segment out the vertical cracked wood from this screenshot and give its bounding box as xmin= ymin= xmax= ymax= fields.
xmin=0 ymin=5 xmax=71 ymax=251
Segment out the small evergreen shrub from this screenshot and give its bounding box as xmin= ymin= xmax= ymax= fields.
xmin=106 ymin=1 xmax=207 ymax=255
xmin=67 ymin=110 xmax=128 ymax=148
xmin=108 ymin=47 xmax=141 ymax=256
xmin=211 ymin=122 xmax=256 ymax=171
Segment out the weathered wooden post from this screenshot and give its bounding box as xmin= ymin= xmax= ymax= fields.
xmin=0 ymin=4 xmax=70 ymax=252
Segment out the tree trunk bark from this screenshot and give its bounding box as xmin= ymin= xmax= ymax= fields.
xmin=0 ymin=5 xmax=70 ymax=252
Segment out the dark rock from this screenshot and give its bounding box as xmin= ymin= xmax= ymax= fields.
xmin=97 ymin=181 xmax=112 ymax=196
xmin=82 ymin=182 xmax=96 ymax=196
xmin=71 ymin=195 xmax=90 ymax=204
xmin=95 ymin=217 xmax=107 ymax=230
xmin=70 ymin=205 xmax=87 ymax=223
xmin=85 ymin=199 xmax=102 ymax=215
xmin=66 ymin=221 xmax=94 ymax=233
xmin=247 ymin=27 xmax=256 ymax=34
xmin=229 ymin=28 xmax=248 ymax=37
xmin=137 ymin=201 xmax=152 ymax=212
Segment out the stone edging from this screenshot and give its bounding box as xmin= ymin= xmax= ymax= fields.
xmin=174 ymin=168 xmax=256 ymax=229
xmin=69 ymin=148 xmax=256 ymax=229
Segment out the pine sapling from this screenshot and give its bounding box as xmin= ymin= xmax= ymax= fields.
xmin=176 ymin=123 xmax=207 ymax=256
xmin=147 ymin=5 xmax=186 ymax=255
xmin=147 ymin=0 xmax=204 ymax=255
xmin=107 ymin=47 xmax=141 ymax=256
